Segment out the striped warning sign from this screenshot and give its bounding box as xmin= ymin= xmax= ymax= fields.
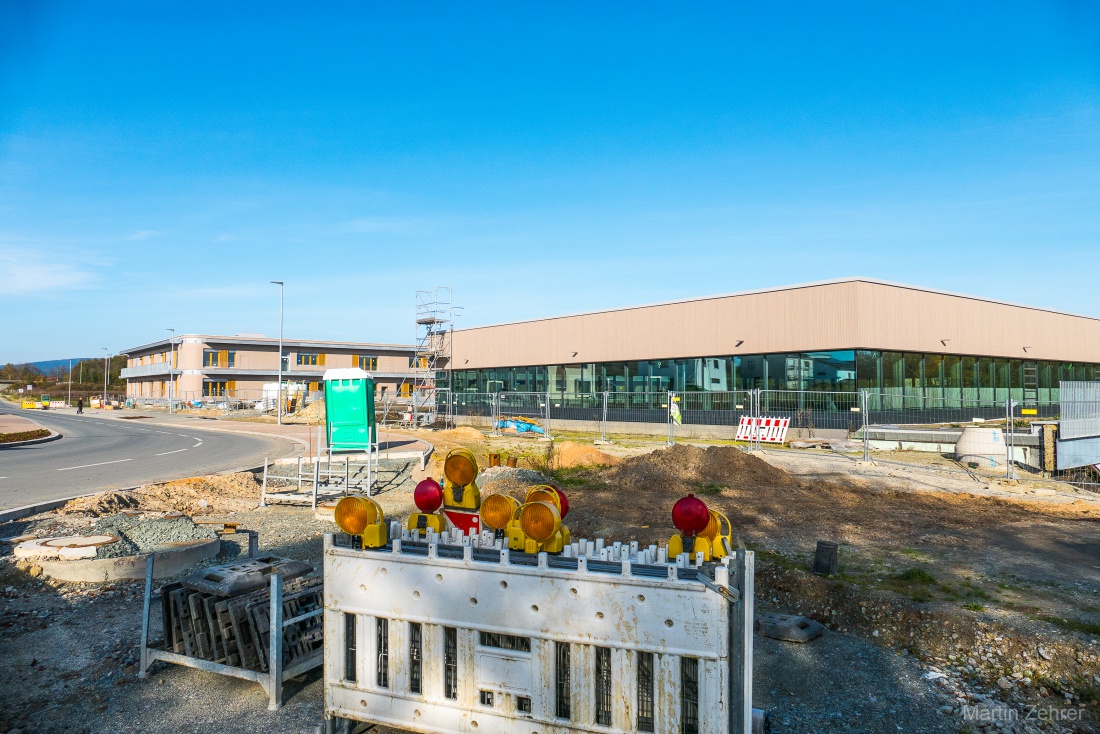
xmin=735 ymin=417 xmax=791 ymax=443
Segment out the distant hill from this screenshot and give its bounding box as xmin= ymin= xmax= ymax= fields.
xmin=25 ymin=359 xmax=96 ymax=374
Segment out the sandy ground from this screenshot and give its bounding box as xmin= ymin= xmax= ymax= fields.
xmin=2 ymin=433 xmax=1099 ymax=733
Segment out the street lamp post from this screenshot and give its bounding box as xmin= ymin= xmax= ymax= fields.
xmin=271 ymin=281 xmax=284 ymax=425
xmin=102 ymin=348 xmax=109 ymax=407
xmin=167 ymin=328 xmax=176 ymax=414
xmin=67 ymin=359 xmax=72 ymax=409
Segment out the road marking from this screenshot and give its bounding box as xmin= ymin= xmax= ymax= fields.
xmin=57 ymin=458 xmax=133 ymax=471
xmin=155 ymin=449 xmax=188 ymax=456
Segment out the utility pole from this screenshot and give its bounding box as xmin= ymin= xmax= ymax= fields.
xmin=167 ymin=328 xmax=175 ymax=414
xmin=102 ymin=348 xmax=109 ymax=407
xmin=67 ymin=359 xmax=72 ymax=408
xmin=271 ymin=281 xmax=284 ymax=425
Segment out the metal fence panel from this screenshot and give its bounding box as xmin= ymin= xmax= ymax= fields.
xmin=1059 ymin=381 xmax=1100 ymax=440
xmin=497 ymin=392 xmax=551 ymax=438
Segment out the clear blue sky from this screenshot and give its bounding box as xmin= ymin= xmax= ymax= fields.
xmin=2 ymin=2 xmax=1098 ymax=363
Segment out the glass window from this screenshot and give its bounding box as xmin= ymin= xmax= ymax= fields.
xmin=298 ymin=353 xmax=319 ymax=366
xmin=924 ymin=354 xmax=943 ymax=403
xmin=359 ymin=356 xmax=378 ymax=371
xmin=856 ymin=351 xmax=879 ymax=392
xmin=806 ymin=350 xmax=855 ymax=391
xmin=203 ymin=349 xmax=218 ymax=367
xmin=994 ymin=359 xmax=1011 ymax=401
xmin=738 ymin=356 xmax=765 ymax=390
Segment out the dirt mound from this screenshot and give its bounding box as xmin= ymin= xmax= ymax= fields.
xmin=433 ymin=426 xmax=487 ymax=444
xmin=290 ymin=399 xmax=325 ymax=424
xmin=554 ymin=441 xmax=619 ymax=468
xmin=599 ymin=444 xmax=795 ymax=489
xmin=58 ymin=472 xmax=262 ymax=517
xmin=61 ymin=491 xmax=143 ymax=517
xmin=142 ymin=473 xmax=261 ymax=514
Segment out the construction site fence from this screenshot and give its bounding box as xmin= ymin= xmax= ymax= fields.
xmin=442 ymin=389 xmax=1066 ymax=434
xmin=126 ymin=389 xmax=323 ymax=415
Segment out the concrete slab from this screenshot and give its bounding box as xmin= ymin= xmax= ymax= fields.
xmin=35 ymin=538 xmax=221 ymax=583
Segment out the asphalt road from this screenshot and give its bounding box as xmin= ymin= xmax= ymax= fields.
xmin=0 ymin=407 xmax=296 ymax=511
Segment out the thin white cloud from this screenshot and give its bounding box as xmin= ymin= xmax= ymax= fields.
xmin=0 ymin=249 xmax=95 ymax=295
xmin=127 ymin=229 xmax=163 ymax=240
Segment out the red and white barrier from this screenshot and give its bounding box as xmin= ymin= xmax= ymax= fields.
xmin=735 ymin=417 xmax=790 ymax=444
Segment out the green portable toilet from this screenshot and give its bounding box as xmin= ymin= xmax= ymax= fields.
xmin=323 ymin=368 xmax=376 ymax=452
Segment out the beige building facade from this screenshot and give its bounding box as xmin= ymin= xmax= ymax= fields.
xmin=121 ymin=334 xmax=422 ymax=402
xmin=449 ymin=279 xmax=1100 ymax=403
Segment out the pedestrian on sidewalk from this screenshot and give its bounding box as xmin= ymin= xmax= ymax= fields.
xmin=77 ymin=398 xmax=83 ymax=414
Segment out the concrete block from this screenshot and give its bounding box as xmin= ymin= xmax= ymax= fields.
xmin=755 ymin=612 xmax=825 ymax=643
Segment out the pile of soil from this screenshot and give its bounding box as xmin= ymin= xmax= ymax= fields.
xmin=554 ymin=441 xmax=618 ymax=468
xmin=478 ymin=466 xmax=553 ymax=494
xmin=289 ymin=399 xmax=325 ymax=424
xmin=598 ymin=444 xmax=794 ymax=489
xmin=432 ymin=427 xmax=487 ymax=445
xmin=59 ymin=472 xmax=261 ymax=517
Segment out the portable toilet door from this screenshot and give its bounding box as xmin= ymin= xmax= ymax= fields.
xmin=323 ymin=368 xmax=376 ymax=452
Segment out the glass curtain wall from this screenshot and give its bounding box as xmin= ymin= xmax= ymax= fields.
xmin=445 ymin=352 xmax=1098 ymax=406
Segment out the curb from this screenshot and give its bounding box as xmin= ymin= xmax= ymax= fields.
xmin=0 ymin=429 xmax=62 ymax=449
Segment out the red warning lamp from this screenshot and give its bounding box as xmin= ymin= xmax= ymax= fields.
xmin=553 ymin=486 xmax=570 ymax=519
xmin=414 ymin=478 xmax=444 ymax=514
xmin=671 ymin=494 xmax=710 ymax=537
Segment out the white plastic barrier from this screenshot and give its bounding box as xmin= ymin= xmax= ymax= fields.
xmin=323 ymin=527 xmax=756 ymax=734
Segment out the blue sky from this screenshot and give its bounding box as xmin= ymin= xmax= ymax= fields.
xmin=2 ymin=2 xmax=1098 ymax=362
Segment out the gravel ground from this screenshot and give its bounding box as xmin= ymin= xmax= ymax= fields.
xmin=2 ymin=502 xmax=992 ymax=734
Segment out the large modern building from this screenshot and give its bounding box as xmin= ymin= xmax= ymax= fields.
xmin=448 ymin=278 xmax=1100 ymax=405
xmin=121 ymin=334 xmax=421 ymax=402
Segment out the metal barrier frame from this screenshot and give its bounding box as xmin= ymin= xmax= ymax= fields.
xmin=137 ymin=554 xmax=323 ymax=710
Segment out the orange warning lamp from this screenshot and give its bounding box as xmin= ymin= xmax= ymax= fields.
xmin=335 ymin=496 xmax=389 ymax=549
xmin=407 ymin=479 xmax=447 ymax=534
xmin=506 ymin=497 xmax=571 ymax=555
xmin=480 ymin=493 xmax=520 ymax=532
xmin=442 ymin=448 xmax=481 ymax=511
xmin=519 ymin=501 xmax=560 ymax=542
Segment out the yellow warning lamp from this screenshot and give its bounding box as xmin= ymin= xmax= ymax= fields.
xmin=479 ymin=493 xmax=520 ymax=532
xmin=334 ymin=496 xmax=389 ymax=549
xmin=442 ymin=447 xmax=481 ymax=511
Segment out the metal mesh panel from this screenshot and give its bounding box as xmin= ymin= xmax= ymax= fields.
xmin=409 ymin=622 xmax=422 ymax=694
xmin=555 ymin=642 xmax=571 ymax=719
xmin=681 ymin=656 xmax=699 ymax=734
xmin=343 ymin=613 xmax=356 ymax=682
xmin=637 ymin=651 xmax=655 ymax=732
xmin=444 ymin=627 xmax=458 ymax=700
xmin=376 ymin=618 xmax=389 ymax=688
xmin=595 ymin=646 xmax=612 ymax=726
xmin=479 ymin=632 xmax=531 ymax=651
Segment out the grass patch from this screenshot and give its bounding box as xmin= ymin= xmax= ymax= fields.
xmin=893 ymin=567 xmax=936 ymax=584
xmin=0 ymin=429 xmax=50 ymax=443
xmin=1038 ymin=616 xmax=1100 ymax=637
xmin=689 ymin=481 xmax=727 ymax=495
xmin=899 ymin=547 xmax=920 ymax=557
xmin=547 ymin=466 xmax=597 ymax=487
xmin=962 ymin=602 xmax=985 ymax=612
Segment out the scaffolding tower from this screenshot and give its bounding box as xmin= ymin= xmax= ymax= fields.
xmin=382 ymin=287 xmax=454 ymax=428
